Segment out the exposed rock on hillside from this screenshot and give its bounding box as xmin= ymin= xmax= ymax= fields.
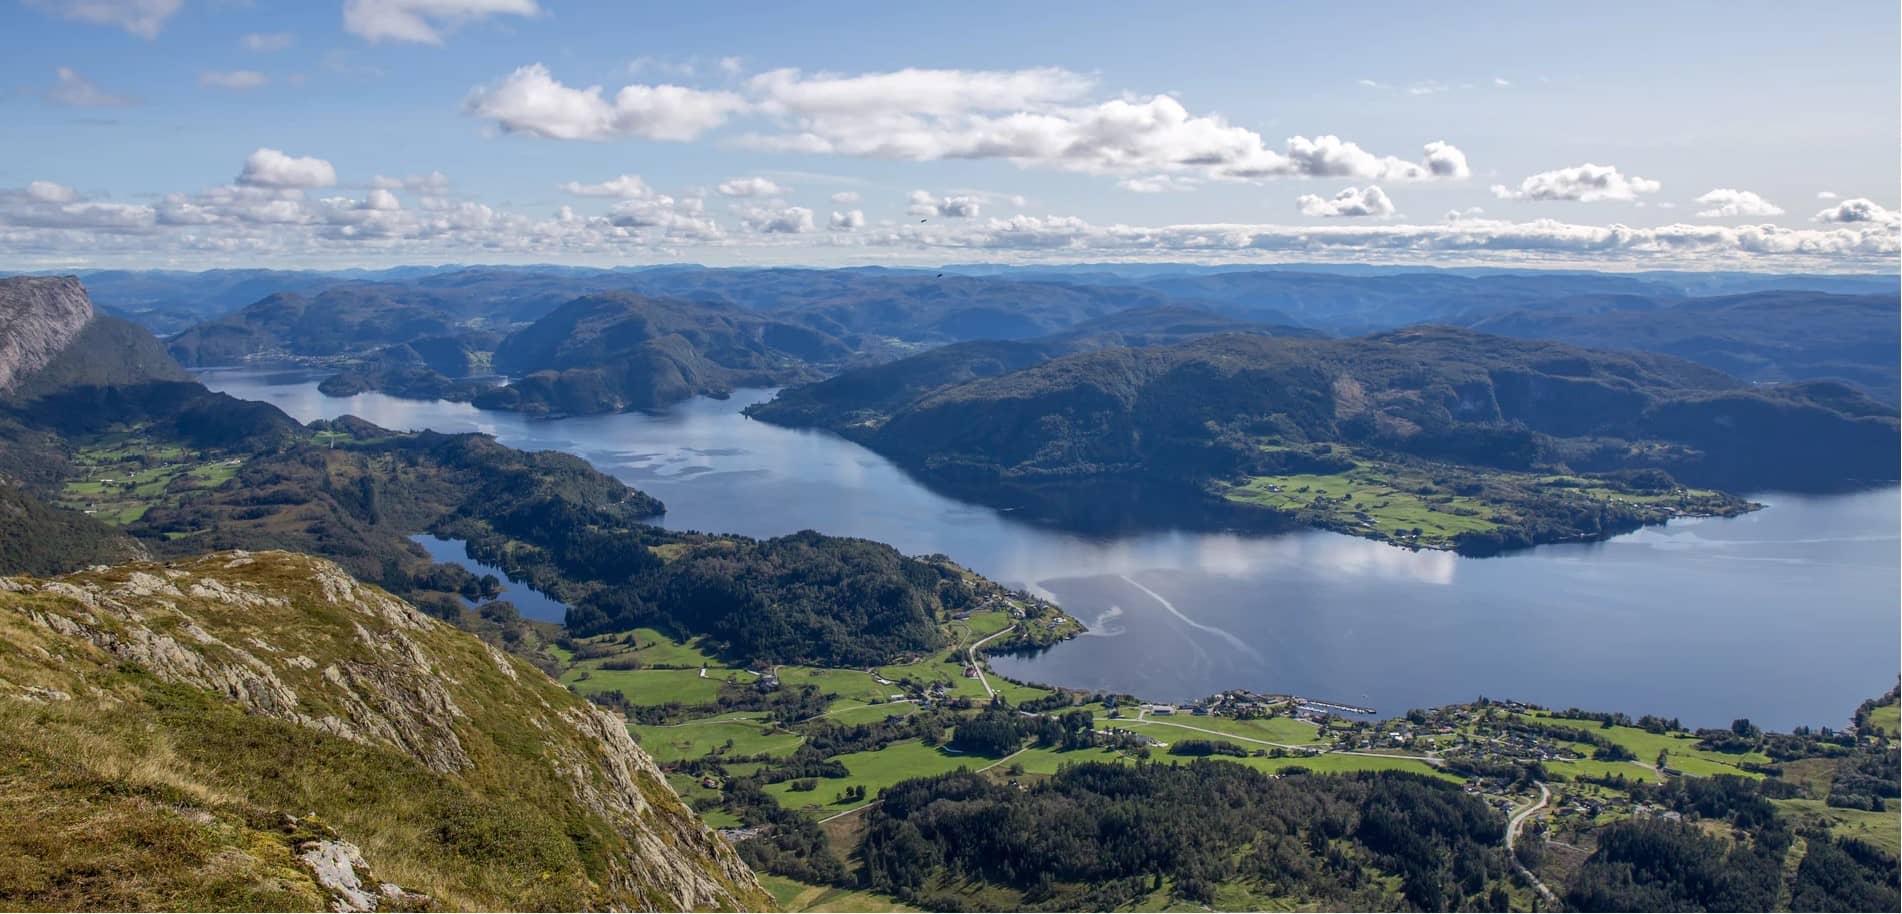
xmin=0 ymin=275 xmax=93 ymax=392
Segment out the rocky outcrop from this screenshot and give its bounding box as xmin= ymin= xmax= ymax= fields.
xmin=0 ymin=550 xmax=771 ymax=911
xmin=0 ymin=275 xmax=92 ymax=393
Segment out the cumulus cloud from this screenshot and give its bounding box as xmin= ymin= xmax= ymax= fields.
xmin=743 ymin=206 xmax=815 ymax=234
xmin=6 ymin=147 xmax=1892 ymax=271
xmin=717 ymin=176 xmax=786 ymax=197
xmin=1817 ymin=191 xmax=1839 ymax=200
xmin=558 ymin=174 xmax=654 ymax=199
xmin=464 ymin=64 xmax=747 ymax=141
xmin=26 ymin=0 xmax=180 ymax=38
xmin=200 ymin=70 xmax=270 ymax=91
xmin=907 ymin=191 xmax=980 ymax=219
xmin=1296 ymin=185 xmax=1395 ymax=218
xmin=466 ymin=63 xmax=1473 ymax=186
xmin=830 ymin=190 xmax=860 ymax=204
xmin=1444 ymin=206 xmax=1486 ymax=221
xmin=606 ymin=194 xmax=720 ymax=240
xmin=747 ymin=66 xmax=1093 ymax=117
xmin=46 ymin=67 xmax=134 ymax=107
xmin=241 ymin=32 xmax=295 ymax=52
xmin=344 ymin=0 xmax=540 ymax=44
xmin=26 ymin=181 xmax=79 ymax=204
xmin=1491 ymin=163 xmax=1660 ymax=202
xmin=237 ymin=148 xmax=338 ymax=188
xmin=1694 ymin=188 xmax=1783 ymax=218
xmin=362 ymin=188 xmax=402 ymax=211
xmin=1813 ymin=198 xmax=1900 ymax=226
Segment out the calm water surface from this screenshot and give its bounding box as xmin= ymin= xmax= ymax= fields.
xmin=408 ymin=534 xmax=568 ymax=623
xmin=203 ymin=369 xmax=1901 ymax=730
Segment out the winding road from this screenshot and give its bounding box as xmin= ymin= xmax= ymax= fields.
xmin=1506 ymin=781 xmax=1559 ymax=907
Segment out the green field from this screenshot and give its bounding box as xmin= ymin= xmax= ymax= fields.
xmin=1223 ymin=463 xmax=1500 ymax=546
xmin=1524 ymin=713 xmax=1769 ymax=778
xmin=1774 ymin=798 xmax=1902 ymax=857
xmin=1124 ymin=713 xmax=1330 ymax=747
xmin=563 ymin=667 xmax=748 ymax=707
xmin=632 ymin=714 xmax=804 ymax=763
xmin=58 ymin=441 xmax=243 ymax=526
xmin=996 ymin=745 xmax=1132 ymax=775
xmin=758 ymin=875 xmax=919 ymax=913
xmin=951 ymin=608 xmax=1017 ymax=641
xmin=766 ymin=740 xmax=975 ymax=812
xmin=816 ymin=701 xmax=921 ymax=726
xmin=1865 ymin=700 xmax=1899 ymax=738
xmin=1546 ymin=757 xmax=1658 ymax=784
xmin=592 ymin=628 xmax=722 ymax=669
xmin=775 ymin=666 xmax=901 ymax=704
xmin=1226 ymin=752 xmax=1459 ymax=782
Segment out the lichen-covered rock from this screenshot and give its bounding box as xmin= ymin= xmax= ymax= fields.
xmin=0 ymin=550 xmax=771 ymax=911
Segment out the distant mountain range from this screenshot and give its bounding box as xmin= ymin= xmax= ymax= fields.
xmin=118 ymin=264 xmax=1900 ymax=408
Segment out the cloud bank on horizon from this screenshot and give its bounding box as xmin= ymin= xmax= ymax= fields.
xmin=3 ymin=0 xmax=1897 ymax=271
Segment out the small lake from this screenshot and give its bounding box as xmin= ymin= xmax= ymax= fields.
xmin=203 ymin=368 xmax=1901 ymax=731
xmin=407 ymin=533 xmax=568 ymax=623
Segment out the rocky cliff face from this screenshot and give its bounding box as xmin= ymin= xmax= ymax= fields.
xmin=0 ymin=550 xmax=770 ymax=912
xmin=0 ymin=275 xmax=93 ymax=393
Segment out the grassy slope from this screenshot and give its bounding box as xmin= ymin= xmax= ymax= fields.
xmin=0 ymin=551 xmax=768 ymax=912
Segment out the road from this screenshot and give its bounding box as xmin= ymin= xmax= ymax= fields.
xmin=966 ymin=625 xmax=1015 ymax=699
xmin=1506 ymin=781 xmax=1559 ymax=907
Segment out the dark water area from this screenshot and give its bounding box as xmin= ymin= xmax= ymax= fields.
xmin=406 ymin=533 xmax=569 ymax=623
xmin=203 ymin=368 xmax=1901 ymax=730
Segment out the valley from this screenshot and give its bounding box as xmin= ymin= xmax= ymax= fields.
xmin=0 ymin=271 xmax=1895 ymax=912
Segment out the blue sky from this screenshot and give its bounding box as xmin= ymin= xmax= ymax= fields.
xmin=3 ymin=0 xmax=1898 ymax=270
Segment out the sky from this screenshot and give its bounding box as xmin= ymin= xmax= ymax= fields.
xmin=2 ymin=0 xmax=1898 ymax=271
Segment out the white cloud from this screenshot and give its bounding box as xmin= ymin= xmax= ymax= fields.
xmin=1296 ymin=185 xmax=1395 ymax=218
xmin=1694 ymin=188 xmax=1783 ymax=218
xmin=1491 ymin=163 xmax=1660 ymax=202
xmin=829 ymin=209 xmax=865 ymax=230
xmin=26 ymin=181 xmax=79 ymax=204
xmin=744 ymin=87 xmax=1471 ymax=183
xmin=747 ymin=66 xmax=1094 ymax=118
xmin=200 ymin=70 xmax=270 ymax=91
xmin=467 ymin=63 xmax=1472 ymax=186
xmin=719 ymin=56 xmax=745 ymax=76
xmin=4 ymin=176 xmax=1895 ymax=271
xmin=241 ymin=32 xmax=295 ymax=52
xmin=907 ymin=190 xmax=979 ymax=219
xmin=605 ymin=194 xmax=721 ymax=240
xmin=1493 ymin=77 xmax=1512 ymax=88
xmin=558 ymin=174 xmax=653 ymax=199
xmin=1817 ymin=191 xmax=1839 ymax=200
xmin=830 ymin=190 xmax=861 ymax=204
xmin=717 ymin=176 xmax=786 ymax=197
xmin=237 ymin=148 xmax=338 ymax=188
xmin=25 ymin=0 xmax=180 ymax=38
xmin=464 ymin=64 xmax=747 ymax=141
xmin=343 ymin=0 xmax=540 ymax=45
xmin=1814 ymin=198 xmax=1900 ymax=226
xmin=46 ymin=67 xmax=134 ymax=107
xmin=1118 ymin=174 xmax=1196 ymax=193
xmin=742 ymin=205 xmax=815 ymax=234
xmin=372 ymin=171 xmax=451 ymax=195
xmin=1444 ymin=206 xmax=1486 ymax=221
